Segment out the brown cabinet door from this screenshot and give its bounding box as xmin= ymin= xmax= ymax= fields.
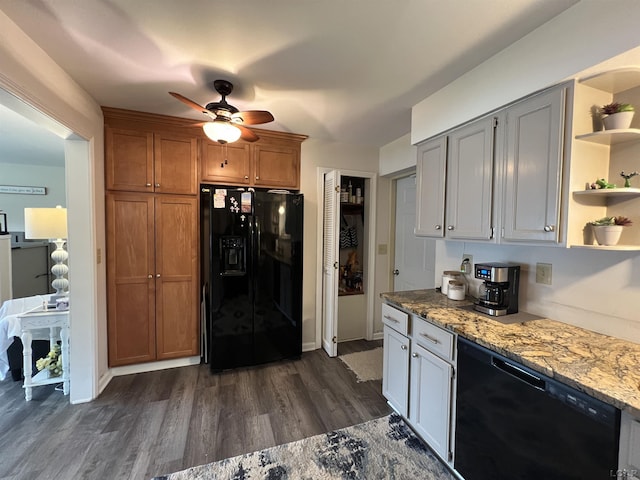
xmin=106 ymin=127 xmax=154 ymax=192
xmin=154 ymin=195 xmax=199 ymax=359
xmin=253 ymin=142 xmax=300 ymax=189
xmin=200 ymin=139 xmax=251 ymax=185
xmin=106 ymin=193 xmax=156 ymax=366
xmin=154 ymin=133 xmax=198 ymax=195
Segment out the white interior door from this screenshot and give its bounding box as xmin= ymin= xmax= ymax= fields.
xmin=394 ymin=175 xmax=436 ymax=291
xmin=322 ymin=170 xmax=340 ymax=356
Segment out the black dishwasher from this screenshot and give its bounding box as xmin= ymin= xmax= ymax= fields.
xmin=455 ymin=337 xmax=620 ymax=480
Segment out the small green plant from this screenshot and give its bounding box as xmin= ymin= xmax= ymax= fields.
xmin=589 ymin=216 xmax=632 ymax=226
xmin=601 ymin=102 xmax=635 ymax=115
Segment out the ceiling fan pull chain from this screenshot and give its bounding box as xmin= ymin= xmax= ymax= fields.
xmin=220 ymin=143 xmax=228 ymax=168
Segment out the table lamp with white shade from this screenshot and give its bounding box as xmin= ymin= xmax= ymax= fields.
xmin=24 ymin=206 xmax=68 ymax=306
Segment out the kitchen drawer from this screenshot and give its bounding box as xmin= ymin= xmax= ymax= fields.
xmin=382 ymin=303 xmax=408 ymax=336
xmin=412 ymin=316 xmax=454 ymax=360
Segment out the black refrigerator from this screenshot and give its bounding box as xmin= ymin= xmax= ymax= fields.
xmin=200 ymin=185 xmax=303 ymax=372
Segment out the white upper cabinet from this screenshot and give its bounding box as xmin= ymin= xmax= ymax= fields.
xmin=445 ymin=117 xmax=495 ymax=241
xmin=502 ymin=86 xmax=566 ymax=243
xmin=415 ymin=137 xmax=447 ymax=237
xmin=414 ymin=82 xmax=569 ymax=246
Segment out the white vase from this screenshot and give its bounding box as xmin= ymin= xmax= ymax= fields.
xmin=602 ymin=111 xmax=634 ymax=130
xmin=592 ymin=225 xmax=624 ymax=246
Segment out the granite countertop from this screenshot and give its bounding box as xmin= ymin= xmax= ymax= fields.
xmin=381 ymin=289 xmax=640 ymax=417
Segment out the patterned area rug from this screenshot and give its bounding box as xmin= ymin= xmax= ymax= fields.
xmin=338 ymin=347 xmax=383 ymax=382
xmin=152 ymin=414 xmax=456 ymax=480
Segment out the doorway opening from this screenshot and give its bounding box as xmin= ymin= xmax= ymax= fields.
xmin=318 ymin=168 xmax=377 ymax=357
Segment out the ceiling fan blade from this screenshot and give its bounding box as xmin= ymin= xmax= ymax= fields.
xmin=233 ymin=110 xmax=274 ymax=125
xmin=237 ymin=125 xmax=259 ymax=142
xmin=169 ymin=92 xmax=209 ymax=114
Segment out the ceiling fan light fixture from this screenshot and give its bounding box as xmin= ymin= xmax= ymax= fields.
xmin=203 ymin=121 xmax=242 ymax=144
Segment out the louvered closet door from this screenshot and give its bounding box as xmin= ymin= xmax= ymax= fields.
xmin=322 ymin=170 xmax=340 ymax=357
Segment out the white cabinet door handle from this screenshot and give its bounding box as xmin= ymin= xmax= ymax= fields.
xmin=543 ymin=225 xmax=555 ymax=232
xmin=411 ymin=352 xmax=419 ymax=358
xmin=420 ymin=332 xmax=440 ymax=344
xmin=447 ymin=225 xmax=454 ymax=231
xmin=435 ymin=225 xmax=442 ymax=230
xmin=384 ymin=315 xmax=400 ymax=323
xmin=400 ymin=345 xmax=408 ymax=351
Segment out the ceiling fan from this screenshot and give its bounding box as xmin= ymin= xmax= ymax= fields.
xmin=169 ymin=79 xmax=274 ymax=144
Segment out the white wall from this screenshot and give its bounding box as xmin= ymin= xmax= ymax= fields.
xmin=380 ymin=0 xmax=640 ymax=344
xmin=379 ymin=133 xmax=415 ymax=176
xmin=0 ymin=11 xmax=105 ymax=402
xmin=0 ymin=163 xmax=66 ymax=231
xmin=299 ymin=138 xmax=391 ymax=348
xmin=412 ymin=1 xmax=640 ymax=145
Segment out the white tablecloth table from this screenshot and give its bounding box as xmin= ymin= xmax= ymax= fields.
xmin=0 ymin=295 xmax=53 ymax=381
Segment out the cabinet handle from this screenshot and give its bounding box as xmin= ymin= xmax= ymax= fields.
xmin=333 ymin=262 xmax=339 ymax=269
xmin=384 ymin=315 xmax=400 ymax=324
xmin=412 ymin=352 xmax=419 ymax=358
xmin=244 ymin=176 xmax=249 ymax=179
xmin=156 ymin=274 xmax=161 ymax=278
xmin=147 ymin=274 xmax=153 ymax=279
xmin=400 ymin=345 xmax=408 ymax=351
xmin=435 ymin=225 xmax=442 ymax=230
xmin=145 ymin=183 xmax=152 ymax=187
xmin=255 ymin=176 xmax=260 ymax=180
xmin=393 ymin=269 xmax=400 ymax=276
xmin=155 ymin=183 xmax=160 ymax=188
xmin=447 ymin=225 xmax=454 ymax=231
xmin=420 ymin=332 xmax=440 ymax=344
xmin=543 ymin=225 xmax=555 ymax=232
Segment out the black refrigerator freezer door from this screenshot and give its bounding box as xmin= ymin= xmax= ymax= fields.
xmin=252 ymin=191 xmax=303 ymax=365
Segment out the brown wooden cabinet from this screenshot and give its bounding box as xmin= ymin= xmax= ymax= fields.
xmin=106 ymin=127 xmax=198 ymax=195
xmin=200 ymin=129 xmax=307 ymax=189
xmin=106 ymin=192 xmax=198 ymax=367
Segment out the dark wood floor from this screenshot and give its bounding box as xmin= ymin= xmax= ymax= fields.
xmin=0 ymin=340 xmax=389 ymax=480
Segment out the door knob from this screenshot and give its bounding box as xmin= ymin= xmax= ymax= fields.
xmin=393 ymin=269 xmax=400 ymax=276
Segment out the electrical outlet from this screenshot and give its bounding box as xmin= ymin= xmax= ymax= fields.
xmin=536 ymin=263 xmax=552 ymax=285
xmin=461 ymin=253 xmax=473 ymax=274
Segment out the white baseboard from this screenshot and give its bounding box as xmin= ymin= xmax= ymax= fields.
xmin=372 ymin=331 xmax=383 ymax=341
xmin=302 ymin=341 xmax=317 ymax=352
xmin=110 ymin=356 xmax=201 ymax=377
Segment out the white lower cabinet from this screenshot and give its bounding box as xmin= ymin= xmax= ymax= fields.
xmin=619 ymin=411 xmax=640 ymax=480
xmin=382 ymin=303 xmax=456 ymax=465
xmin=409 ymin=342 xmax=453 ymax=461
xmin=382 ymin=325 xmax=410 ymax=417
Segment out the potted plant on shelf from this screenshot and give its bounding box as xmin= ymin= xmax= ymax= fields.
xmin=600 ymin=102 xmax=635 ymax=130
xmin=589 ymin=216 xmax=632 ymax=246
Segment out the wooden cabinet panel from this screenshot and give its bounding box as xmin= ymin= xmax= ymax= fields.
xmin=106 ymin=193 xmax=199 ymax=366
xmin=155 ymin=196 xmax=199 ymax=359
xmin=253 ymin=143 xmax=300 ymax=189
xmin=200 ymin=140 xmax=251 ymax=185
xmin=154 ymin=133 xmax=198 ymax=195
xmin=106 ymin=128 xmax=153 ymax=192
xmin=106 ymin=193 xmax=156 ymax=366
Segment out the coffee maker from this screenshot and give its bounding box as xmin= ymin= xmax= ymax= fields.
xmin=474 ymin=262 xmax=520 ymax=316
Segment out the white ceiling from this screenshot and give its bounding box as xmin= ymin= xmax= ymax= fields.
xmin=0 ymin=0 xmax=579 ymax=158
